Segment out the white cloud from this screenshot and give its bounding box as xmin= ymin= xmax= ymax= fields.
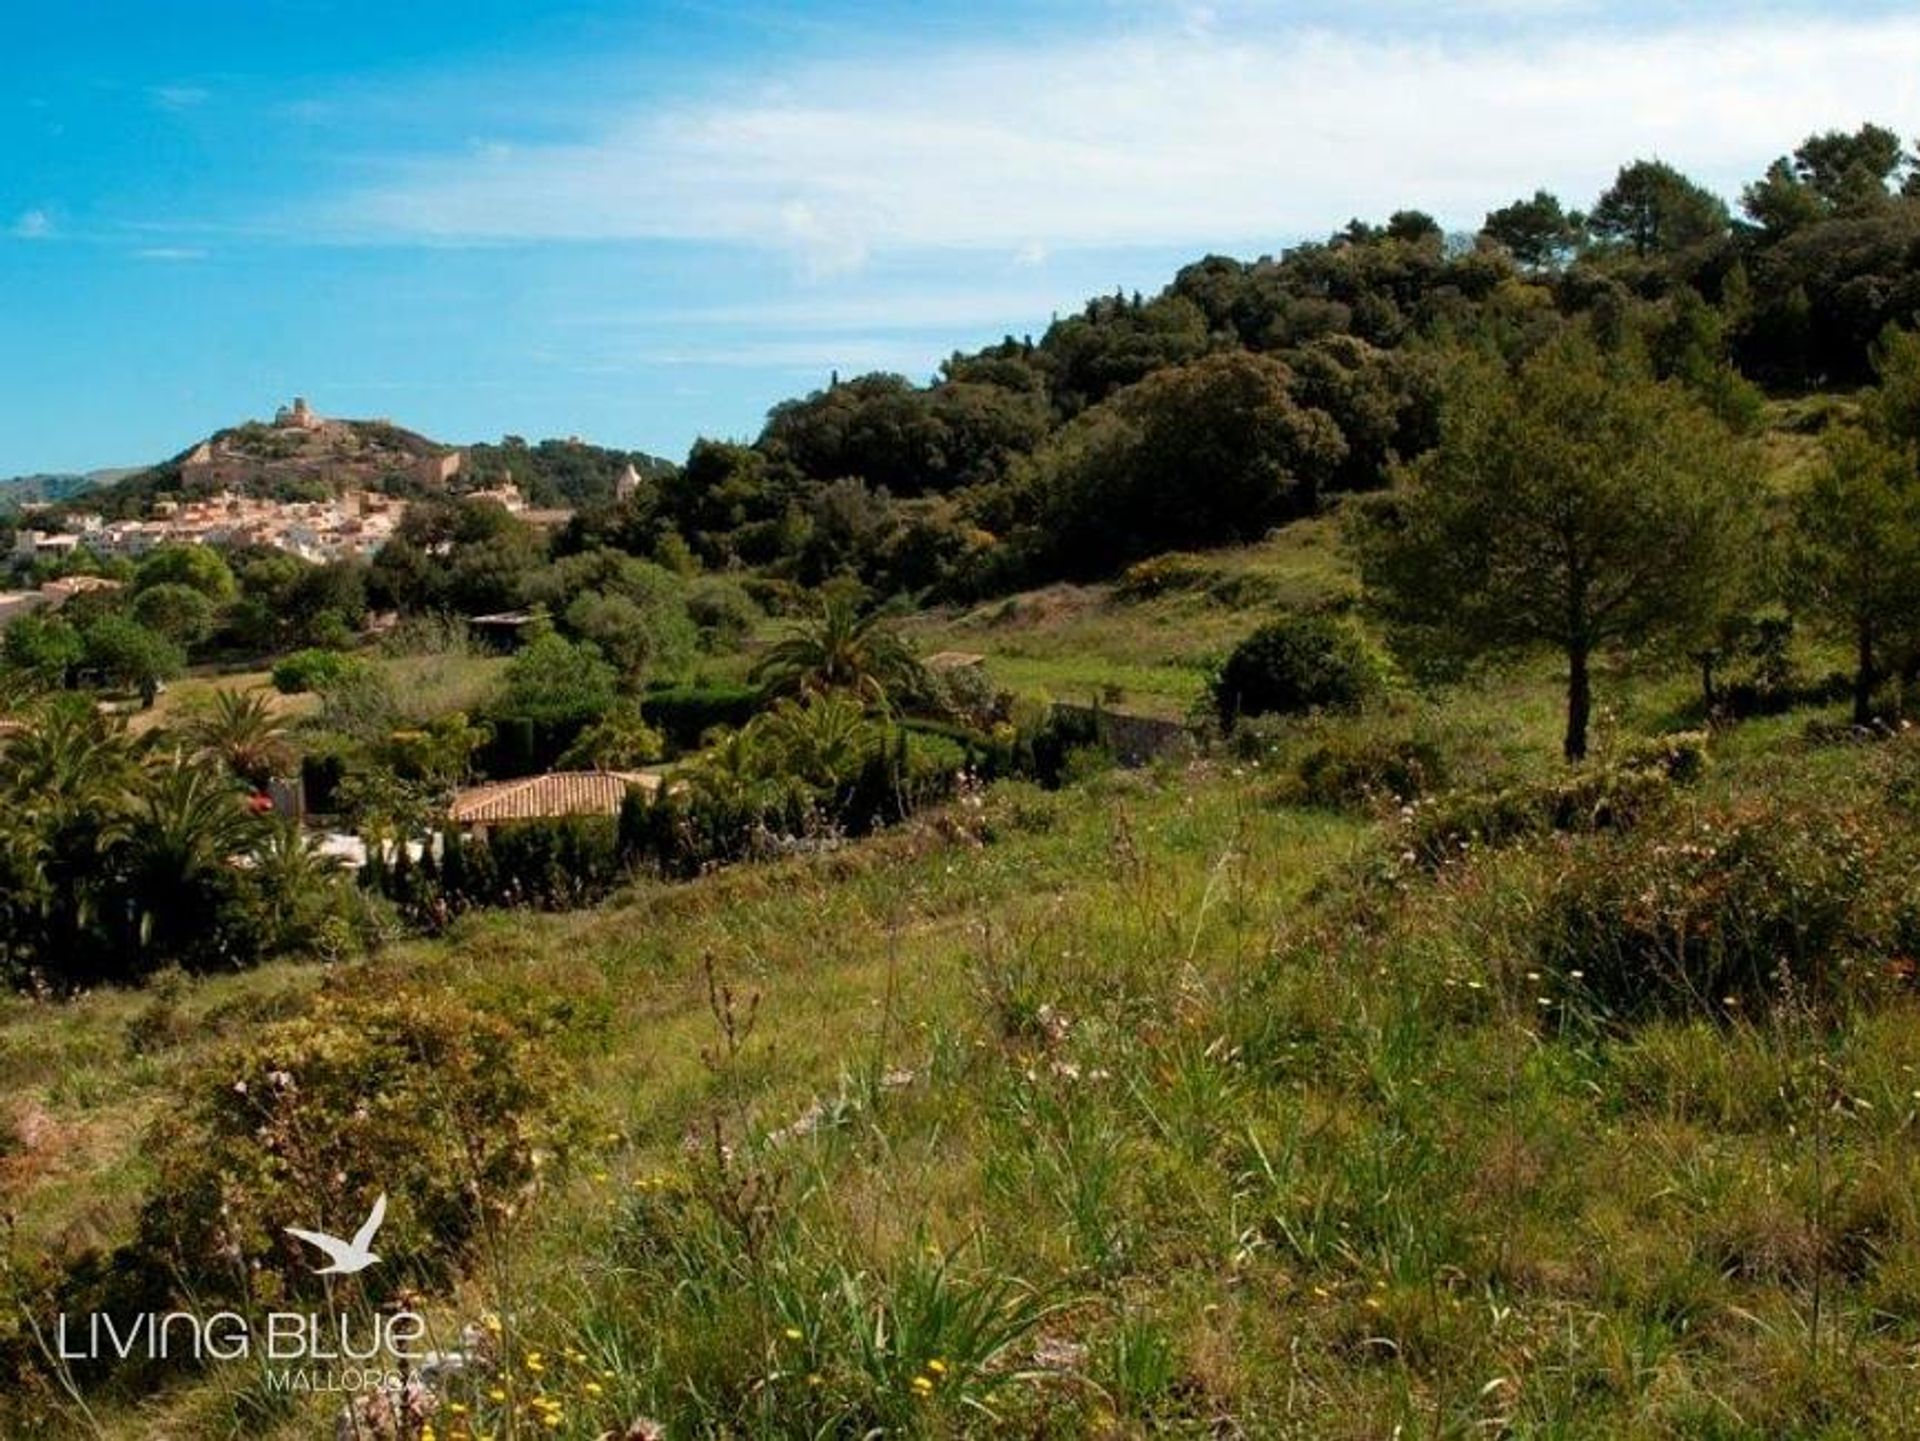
xmin=11 ymin=209 xmax=52 ymax=239
xmin=332 ymin=13 xmax=1920 ymax=269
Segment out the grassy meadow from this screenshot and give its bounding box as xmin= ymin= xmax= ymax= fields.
xmin=9 ymin=514 xmax=1920 ymax=1436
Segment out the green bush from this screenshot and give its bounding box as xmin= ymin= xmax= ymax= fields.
xmin=642 ymin=682 xmax=764 ymax=750
xmin=1213 ymin=614 xmax=1379 ymax=726
xmin=1293 ymin=732 xmax=1446 ymax=810
xmin=1403 ymin=732 xmax=1707 ymax=866
xmin=271 ymin=646 xmax=364 ymax=694
xmin=1536 ymin=803 xmax=1887 ymax=1019
xmin=132 ymin=987 xmax=564 ymax=1307
xmin=685 ymin=575 xmax=762 ymax=650
xmin=1113 ymin=551 xmax=1217 ymax=601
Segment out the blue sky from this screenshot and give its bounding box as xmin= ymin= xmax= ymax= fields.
xmin=4 ymin=1 xmax=1918 ymax=475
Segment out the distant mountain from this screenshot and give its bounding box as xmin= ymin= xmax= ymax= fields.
xmin=0 ymin=467 xmax=141 ymax=512
xmin=47 ymin=400 xmax=679 ymax=521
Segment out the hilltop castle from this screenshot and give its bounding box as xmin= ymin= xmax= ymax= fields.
xmin=274 ymin=396 xmax=323 ymax=431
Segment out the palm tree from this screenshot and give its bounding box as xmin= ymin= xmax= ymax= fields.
xmin=1 ymin=698 xmax=144 ymax=978
xmin=116 ymin=753 xmax=266 ymax=971
xmin=249 ymin=816 xmax=347 ymax=957
xmin=750 ymin=592 xmax=926 ymax=711
xmin=189 ymin=689 xmax=291 ymax=790
xmin=754 ymin=692 xmax=882 ymax=790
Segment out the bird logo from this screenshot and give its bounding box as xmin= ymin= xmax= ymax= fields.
xmin=285 ymin=1193 xmax=387 ymax=1275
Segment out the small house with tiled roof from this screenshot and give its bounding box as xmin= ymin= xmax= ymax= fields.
xmin=447 ymin=770 xmax=661 ymax=839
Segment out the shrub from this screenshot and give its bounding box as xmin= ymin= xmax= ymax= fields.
xmin=1403 ymin=732 xmax=1707 ymax=866
xmin=642 ymin=683 xmax=764 ymax=750
xmin=271 ymin=646 xmax=364 ymax=694
xmin=685 ymin=575 xmax=762 ymax=651
xmin=1293 ymin=732 xmax=1446 ymax=810
xmin=1536 ymin=803 xmax=1882 ymax=1019
xmin=1113 ymin=552 xmax=1217 ymax=601
xmin=86 ymin=989 xmax=562 ymax=1322
xmin=1212 ymin=614 xmax=1379 ymax=726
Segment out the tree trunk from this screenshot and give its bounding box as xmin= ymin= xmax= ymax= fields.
xmin=1853 ymin=618 xmax=1876 ymax=727
xmin=1696 ymin=650 xmax=1718 ymax=716
xmin=1565 ymin=643 xmax=1592 ymax=762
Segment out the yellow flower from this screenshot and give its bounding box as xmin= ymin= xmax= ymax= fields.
xmin=487 ymin=1387 xmax=508 ymax=1403
xmin=927 ymin=1359 xmax=948 ymax=1376
xmin=584 ymin=1381 xmax=604 ymax=1397
xmin=783 ymin=1327 xmax=803 ymax=1341
xmin=526 ymin=1353 xmax=547 ymax=1373
xmin=912 ymin=1375 xmax=935 ymax=1394
xmin=448 ymin=1402 xmax=469 ymax=1415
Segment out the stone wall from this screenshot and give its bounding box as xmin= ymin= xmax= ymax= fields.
xmin=1050 ymin=702 xmax=1195 ymax=766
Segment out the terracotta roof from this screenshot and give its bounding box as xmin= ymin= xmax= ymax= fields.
xmin=449 ymin=770 xmax=659 ymax=825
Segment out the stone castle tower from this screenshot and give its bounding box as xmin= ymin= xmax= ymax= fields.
xmin=274 ymin=396 xmax=322 ymax=431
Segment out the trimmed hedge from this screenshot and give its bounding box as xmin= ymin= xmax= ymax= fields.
xmin=642 ymin=683 xmax=764 ymax=751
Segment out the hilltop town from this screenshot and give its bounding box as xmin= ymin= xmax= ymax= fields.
xmin=6 ymin=397 xmax=644 ymax=571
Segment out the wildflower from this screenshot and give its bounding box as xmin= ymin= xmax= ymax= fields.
xmin=927 ymin=1358 xmax=948 ymax=1376
xmin=526 ymin=1353 xmax=546 ymax=1373
xmin=911 ymin=1375 xmax=935 ymax=1395
xmin=783 ymin=1327 xmax=803 ymax=1341
xmin=488 ymin=1388 xmax=508 ymax=1402
xmin=584 ymin=1381 xmax=604 ymax=1396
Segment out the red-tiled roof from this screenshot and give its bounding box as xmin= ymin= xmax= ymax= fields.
xmin=448 ymin=770 xmax=658 ymax=825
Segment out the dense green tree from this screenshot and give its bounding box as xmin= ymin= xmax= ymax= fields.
xmin=558 ymin=702 xmax=666 ymax=771
xmin=1033 ymin=351 xmax=1346 ymax=574
xmin=1791 ymin=124 xmax=1909 ymax=211
xmin=1793 ymin=429 xmax=1920 ymax=724
xmin=3 ymin=612 xmax=84 ymax=684
xmin=494 ymin=632 xmax=619 ymax=729
xmin=1589 ymin=160 xmax=1730 ymax=257
xmin=135 ymin=544 xmax=237 ymax=603
xmin=1354 ymin=337 xmax=1751 ymax=760
xmin=82 ymin=615 xmax=184 ymax=707
xmin=1743 ymin=125 xmax=1909 ymax=238
xmin=132 ymin=582 xmax=216 ymax=648
xmin=1480 ymin=190 xmax=1584 ymax=269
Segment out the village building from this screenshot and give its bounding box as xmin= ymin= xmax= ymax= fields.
xmin=447 ymin=770 xmax=662 ymax=840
